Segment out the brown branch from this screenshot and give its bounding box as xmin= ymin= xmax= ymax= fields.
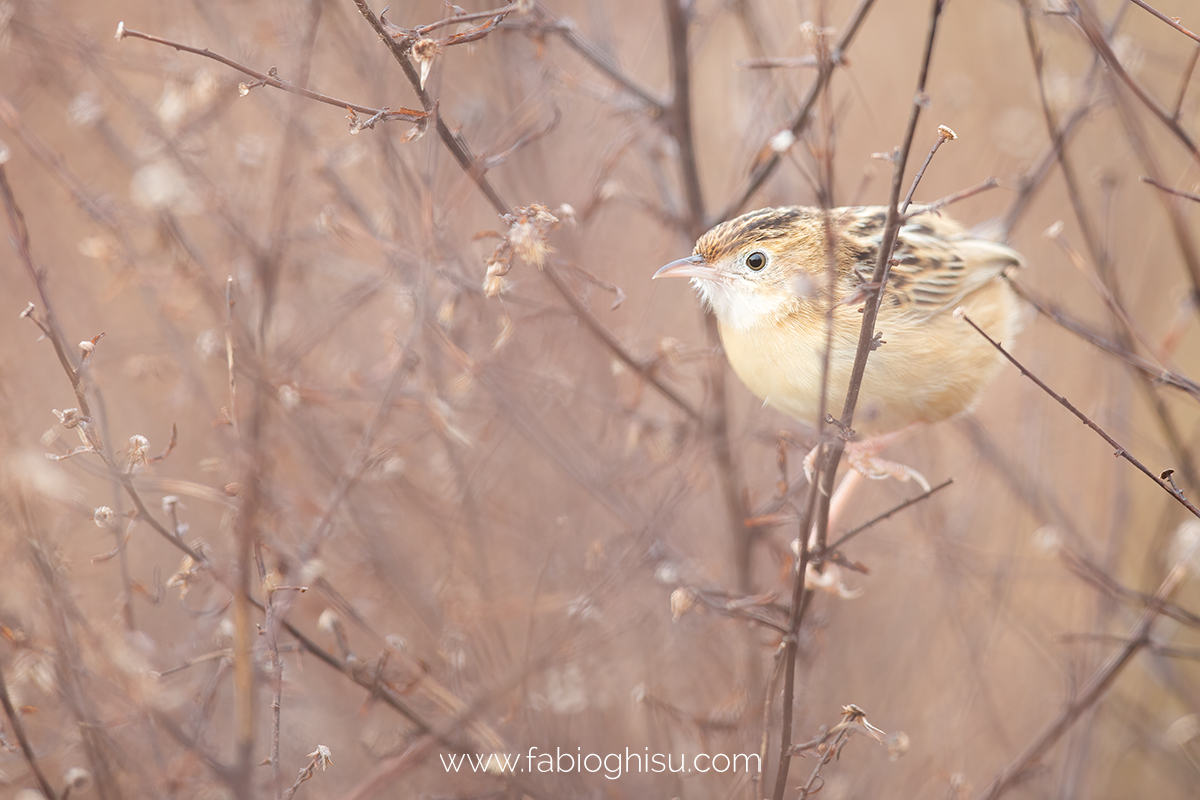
xmin=351 ymin=0 xmax=702 ymax=430
xmin=773 ymin=5 xmax=948 ymax=796
xmin=528 ymin=5 xmax=667 ymax=111
xmin=663 ymin=0 xmax=706 ymax=236
xmin=0 ymin=660 xmax=56 ymax=800
xmin=1071 ymin=2 xmax=1200 ymax=164
xmin=1142 ymin=174 xmax=1200 ymax=204
xmin=717 ymin=0 xmax=879 ymax=222
xmin=975 ymin=554 xmax=1194 ymax=799
xmin=1007 ymin=277 xmax=1200 ymax=401
xmin=961 ymin=314 xmax=1200 ymax=519
xmin=413 ymin=3 xmax=519 ymax=36
xmin=542 ymin=260 xmax=700 ymax=419
xmin=736 ymin=56 xmax=820 ymax=69
xmin=1126 ymin=0 xmax=1200 ymax=43
xmin=115 ymin=24 xmax=426 ymax=124
xmin=821 ymin=478 xmax=954 ymax=556
xmin=1059 ymin=544 xmax=1200 ymax=629
xmin=905 ymin=176 xmax=998 ymax=218
xmin=1172 ymin=44 xmax=1200 ymax=119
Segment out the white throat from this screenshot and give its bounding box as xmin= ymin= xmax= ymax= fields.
xmin=692 ymin=277 xmax=791 ymax=331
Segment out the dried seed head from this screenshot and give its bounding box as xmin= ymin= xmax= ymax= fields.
xmin=937 ymin=124 xmax=958 ymax=141
xmin=278 ymin=383 xmax=301 ymax=411
xmin=770 ymin=129 xmax=796 ymax=153
xmin=94 ymin=506 xmax=116 ymax=528
xmin=505 ymin=204 xmax=559 ymax=269
xmin=555 ymin=203 xmax=577 ymax=226
xmin=804 ymin=562 xmax=864 ymax=599
xmin=128 ymin=434 xmax=150 ymax=465
xmin=670 ymin=587 xmax=698 ymax=622
xmin=886 ymin=731 xmax=911 ymax=761
xmin=317 ymin=608 xmax=340 ymax=633
xmin=53 ymin=408 xmax=84 ymax=429
xmin=68 ymin=92 xmax=103 ymax=128
xmin=1033 ymin=525 xmax=1062 ymax=555
xmin=1167 ymin=714 xmax=1200 ymax=747
xmin=63 ymin=767 xmax=93 ymax=793
xmin=492 ymin=313 xmax=515 ymax=352
xmin=437 ymin=294 xmax=458 ymax=328
xmin=1170 ymin=519 xmax=1200 ymax=572
xmin=307 ymin=744 xmax=333 ymax=771
xmin=483 ymin=254 xmax=510 ymax=298
xmin=411 ymin=38 xmax=440 ymax=89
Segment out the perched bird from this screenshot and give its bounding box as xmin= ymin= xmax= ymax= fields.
xmin=654 ymin=205 xmax=1024 ymax=484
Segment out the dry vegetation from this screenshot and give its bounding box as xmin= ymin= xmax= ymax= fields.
xmin=2 ymin=0 xmax=1200 ymax=798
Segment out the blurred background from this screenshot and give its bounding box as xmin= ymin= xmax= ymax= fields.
xmin=2 ymin=0 xmax=1200 ymax=798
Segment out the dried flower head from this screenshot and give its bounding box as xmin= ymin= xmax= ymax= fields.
xmin=93 ymin=506 xmax=116 ymax=529
xmin=128 ymin=434 xmax=150 ymax=466
xmin=670 ymin=587 xmax=698 ymax=621
xmin=63 ymin=767 xmax=93 ymax=794
xmin=770 ymin=129 xmax=796 ymax=153
xmin=307 ymin=744 xmax=333 ymax=771
xmin=411 ymin=38 xmax=441 ymax=89
xmin=53 ymin=408 xmax=85 ymax=429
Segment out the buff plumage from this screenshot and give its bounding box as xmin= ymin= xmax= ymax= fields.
xmin=655 ymin=206 xmax=1024 ymax=439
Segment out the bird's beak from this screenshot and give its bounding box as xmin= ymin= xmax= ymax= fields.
xmin=653 ymin=254 xmax=717 ymax=280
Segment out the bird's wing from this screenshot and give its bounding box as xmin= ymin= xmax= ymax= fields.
xmin=847 ymin=212 xmax=1022 ymax=317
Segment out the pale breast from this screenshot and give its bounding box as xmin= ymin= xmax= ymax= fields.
xmin=719 ymin=277 xmax=1023 ymax=438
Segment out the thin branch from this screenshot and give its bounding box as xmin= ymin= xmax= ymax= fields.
xmin=1059 ymin=544 xmax=1200 ymax=629
xmin=905 ymin=176 xmax=997 ymax=218
xmin=1142 ymin=174 xmax=1200 ymax=204
xmin=773 ymin=6 xmax=948 ymax=796
xmin=1007 ymin=277 xmax=1200 ymax=401
xmin=736 ymin=56 xmax=820 ymax=69
xmin=414 ymin=3 xmax=519 ymax=36
xmin=1172 ymin=44 xmax=1200 ymax=119
xmin=529 ymin=6 xmax=667 ymax=110
xmin=0 ymin=661 xmax=57 ymax=800
xmin=961 ymin=314 xmax=1200 ymax=519
xmin=975 ymin=553 xmax=1194 ymax=799
xmin=115 ymin=24 xmax=426 ymax=124
xmin=542 ymin=260 xmax=700 ymax=419
xmin=1071 ymin=3 xmax=1200 ymax=164
xmin=900 ymin=125 xmax=958 ymax=211
xmin=717 ymin=0 xmax=878 ymax=222
xmin=821 ymin=478 xmax=954 ymax=555
xmin=837 ymin=0 xmax=948 ymax=434
xmin=1126 ymin=0 xmax=1200 ymax=43
xmin=663 ymin=0 xmax=706 ymax=236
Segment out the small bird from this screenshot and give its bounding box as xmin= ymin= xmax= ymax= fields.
xmin=654 ymin=205 xmax=1024 ymax=484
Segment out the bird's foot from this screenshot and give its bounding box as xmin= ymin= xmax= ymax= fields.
xmin=845 ymin=444 xmax=931 ymax=493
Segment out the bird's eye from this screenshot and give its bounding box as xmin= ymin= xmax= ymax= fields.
xmin=745 ymin=251 xmax=767 ymax=271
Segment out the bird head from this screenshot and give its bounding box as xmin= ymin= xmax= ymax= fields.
xmin=654 ymin=207 xmax=823 ymax=331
